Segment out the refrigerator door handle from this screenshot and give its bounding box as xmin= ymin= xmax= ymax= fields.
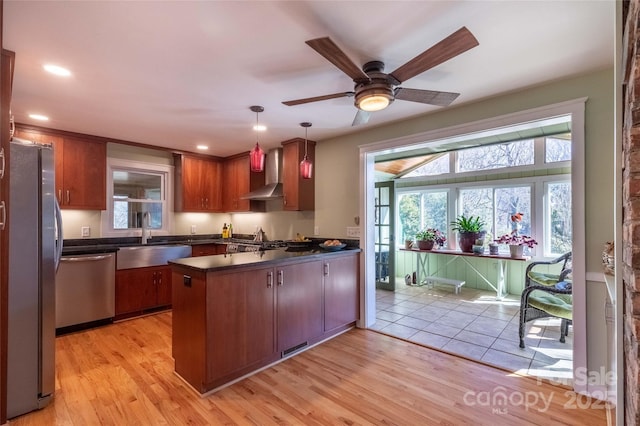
xmin=0 ymin=200 xmax=5 ymax=231
xmin=0 ymin=147 xmax=5 ymax=179
xmin=54 ymin=199 xmax=63 ymax=271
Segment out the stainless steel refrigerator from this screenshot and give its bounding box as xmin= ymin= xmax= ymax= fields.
xmin=7 ymin=138 xmax=63 ymax=418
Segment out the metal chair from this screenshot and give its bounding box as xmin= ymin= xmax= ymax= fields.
xmin=519 ymin=252 xmax=572 ymax=348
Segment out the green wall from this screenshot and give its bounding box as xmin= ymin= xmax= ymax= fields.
xmin=315 ymin=67 xmax=615 ymax=378
xmin=316 ymin=67 xmax=614 ymax=275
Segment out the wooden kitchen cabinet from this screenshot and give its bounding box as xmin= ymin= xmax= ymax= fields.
xmin=172 ymin=265 xmax=276 ymax=391
xmin=115 ymin=265 xmax=172 ymax=318
xmin=323 ymin=251 xmax=360 ymax=332
xmin=222 ymin=153 xmax=265 ymax=212
xmin=281 ymin=138 xmax=315 ymax=211
xmin=174 ymin=154 xmax=222 ymax=212
xmin=191 ymin=243 xmax=227 ymax=256
xmin=171 ymin=250 xmax=359 ymax=393
xmin=276 ymin=260 xmax=323 ymax=354
xmin=13 ymin=127 xmax=106 ymax=210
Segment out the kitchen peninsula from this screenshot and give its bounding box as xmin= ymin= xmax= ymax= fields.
xmin=169 ymin=247 xmax=360 ymax=394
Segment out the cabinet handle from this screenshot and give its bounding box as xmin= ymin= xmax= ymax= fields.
xmin=205 ymin=198 xmax=208 ymax=208
xmin=9 ymin=115 xmax=15 ymax=139
xmin=283 ymin=195 xmax=287 ymax=206
xmin=277 ymin=270 xmax=284 ymax=286
xmin=267 ymin=271 xmax=273 ymax=288
xmin=324 ymin=263 xmax=329 ymax=276
xmin=152 ymin=271 xmax=157 ymax=286
xmin=0 ymin=200 xmax=5 ymax=231
xmin=58 ymin=189 xmax=62 ymax=203
xmin=157 ymin=272 xmax=162 ymax=286
xmin=0 ymin=147 xmax=5 ymax=179
xmin=66 ymin=190 xmax=70 ymax=204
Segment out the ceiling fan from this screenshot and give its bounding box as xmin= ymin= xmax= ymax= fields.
xmin=282 ymin=27 xmax=479 ymax=126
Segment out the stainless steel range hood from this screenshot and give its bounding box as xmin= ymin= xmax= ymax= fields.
xmin=242 ymin=148 xmax=283 ymax=200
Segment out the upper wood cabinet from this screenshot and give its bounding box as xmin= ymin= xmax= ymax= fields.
xmin=281 ymin=138 xmax=315 ymax=211
xmin=174 ymin=154 xmax=222 ymax=212
xmin=13 ymin=127 xmax=106 ymax=210
xmin=222 ymin=153 xmax=265 ymax=212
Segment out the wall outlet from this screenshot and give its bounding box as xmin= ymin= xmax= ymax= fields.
xmin=81 ymin=226 xmax=90 ymax=238
xmin=314 ymin=226 xmax=320 ymax=235
xmin=346 ymin=227 xmax=360 ymax=238
xmin=190 ymin=224 xmax=197 ymax=234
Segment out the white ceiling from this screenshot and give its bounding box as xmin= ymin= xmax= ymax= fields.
xmin=3 ymin=1 xmax=614 ymax=158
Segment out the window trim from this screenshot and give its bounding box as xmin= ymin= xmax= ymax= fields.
xmin=101 ymin=158 xmax=174 ymax=237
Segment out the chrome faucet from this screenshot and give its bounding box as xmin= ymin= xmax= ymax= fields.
xmin=141 ymin=211 xmax=151 ymax=244
xmin=253 ymin=226 xmax=265 ymax=243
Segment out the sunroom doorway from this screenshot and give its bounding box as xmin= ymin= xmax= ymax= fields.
xmin=361 ymin=100 xmax=586 ymax=392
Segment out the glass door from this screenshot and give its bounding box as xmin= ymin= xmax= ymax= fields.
xmin=375 ymin=182 xmax=395 ymax=290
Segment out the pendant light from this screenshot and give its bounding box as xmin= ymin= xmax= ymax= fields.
xmin=299 ymin=122 xmax=313 ymax=179
xmin=249 ymin=105 xmax=265 ymax=172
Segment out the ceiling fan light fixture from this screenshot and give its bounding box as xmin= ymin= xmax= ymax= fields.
xmin=355 ymin=86 xmax=394 ymax=112
xmin=249 ymin=105 xmax=266 ymax=172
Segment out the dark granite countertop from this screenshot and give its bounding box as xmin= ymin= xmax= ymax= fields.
xmin=62 ymin=234 xmax=360 ymax=257
xmin=169 ymin=247 xmax=361 ymax=273
xmin=61 ymin=234 xmax=229 ymax=255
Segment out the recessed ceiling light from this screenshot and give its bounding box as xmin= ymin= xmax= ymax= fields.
xmin=253 ymin=125 xmax=266 ymax=132
xmin=196 ymin=145 xmax=208 ymax=150
xmin=29 ymin=114 xmax=49 ymax=121
xmin=43 ymin=64 xmax=71 ymax=77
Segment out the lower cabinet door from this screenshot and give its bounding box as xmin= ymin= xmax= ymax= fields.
xmin=207 ymin=266 xmax=276 ymax=381
xmin=115 ymin=266 xmax=172 ymax=316
xmin=155 ymin=266 xmax=172 ymax=307
xmin=276 ymin=260 xmax=323 ymax=353
xmin=324 ymin=253 xmax=359 ymax=332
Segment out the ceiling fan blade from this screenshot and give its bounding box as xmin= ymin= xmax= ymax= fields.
xmin=282 ymin=92 xmax=354 ymax=106
xmin=394 ymin=88 xmax=460 ymax=107
xmin=352 ymin=109 xmax=371 ymax=126
xmin=306 ymin=37 xmax=370 ymax=81
xmin=389 ymin=27 xmax=479 ymax=84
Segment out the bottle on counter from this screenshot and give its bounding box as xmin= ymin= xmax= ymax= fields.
xmin=228 ymin=223 xmax=233 ymax=238
xmin=222 ymin=223 xmax=228 ymax=239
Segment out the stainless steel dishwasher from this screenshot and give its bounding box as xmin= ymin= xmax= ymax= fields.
xmin=56 ymin=252 xmax=116 ymax=330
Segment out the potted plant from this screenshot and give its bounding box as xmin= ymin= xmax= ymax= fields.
xmin=450 ymin=215 xmax=486 ymax=253
xmin=494 ymin=213 xmax=538 ymax=258
xmin=414 ymin=228 xmax=446 ymax=251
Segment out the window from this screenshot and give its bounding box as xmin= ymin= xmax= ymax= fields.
xmin=404 ymin=154 xmax=450 ymax=177
xmin=113 ymin=171 xmax=164 ymax=229
xmin=546 ymin=181 xmax=572 ymax=255
xmin=545 ymin=136 xmax=571 ymax=163
xmin=398 ymin=190 xmax=448 ymax=241
xmin=104 ymin=159 xmax=172 ymax=236
xmin=458 ymin=140 xmax=534 ymax=172
xmin=460 ymin=186 xmax=532 ymax=251
xmin=395 ymin=133 xmax=571 ymax=258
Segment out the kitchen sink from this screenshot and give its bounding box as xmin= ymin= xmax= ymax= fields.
xmin=116 ymin=245 xmax=192 ymax=270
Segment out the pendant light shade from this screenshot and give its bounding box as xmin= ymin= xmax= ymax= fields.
xmin=299 ymin=122 xmax=313 ymax=179
xmin=250 ymin=142 xmax=265 ymax=172
xmin=249 ymin=106 xmax=265 ymax=172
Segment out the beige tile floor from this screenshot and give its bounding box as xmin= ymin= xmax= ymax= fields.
xmin=372 ymin=280 xmax=573 ymax=385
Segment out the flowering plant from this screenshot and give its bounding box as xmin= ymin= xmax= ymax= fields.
xmin=494 ymin=233 xmax=538 ymax=248
xmin=415 ymin=228 xmax=447 ymax=246
xmin=494 ymin=212 xmax=538 ymax=248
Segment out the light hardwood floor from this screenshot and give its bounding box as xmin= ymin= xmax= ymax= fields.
xmin=10 ymin=312 xmax=611 ymax=425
